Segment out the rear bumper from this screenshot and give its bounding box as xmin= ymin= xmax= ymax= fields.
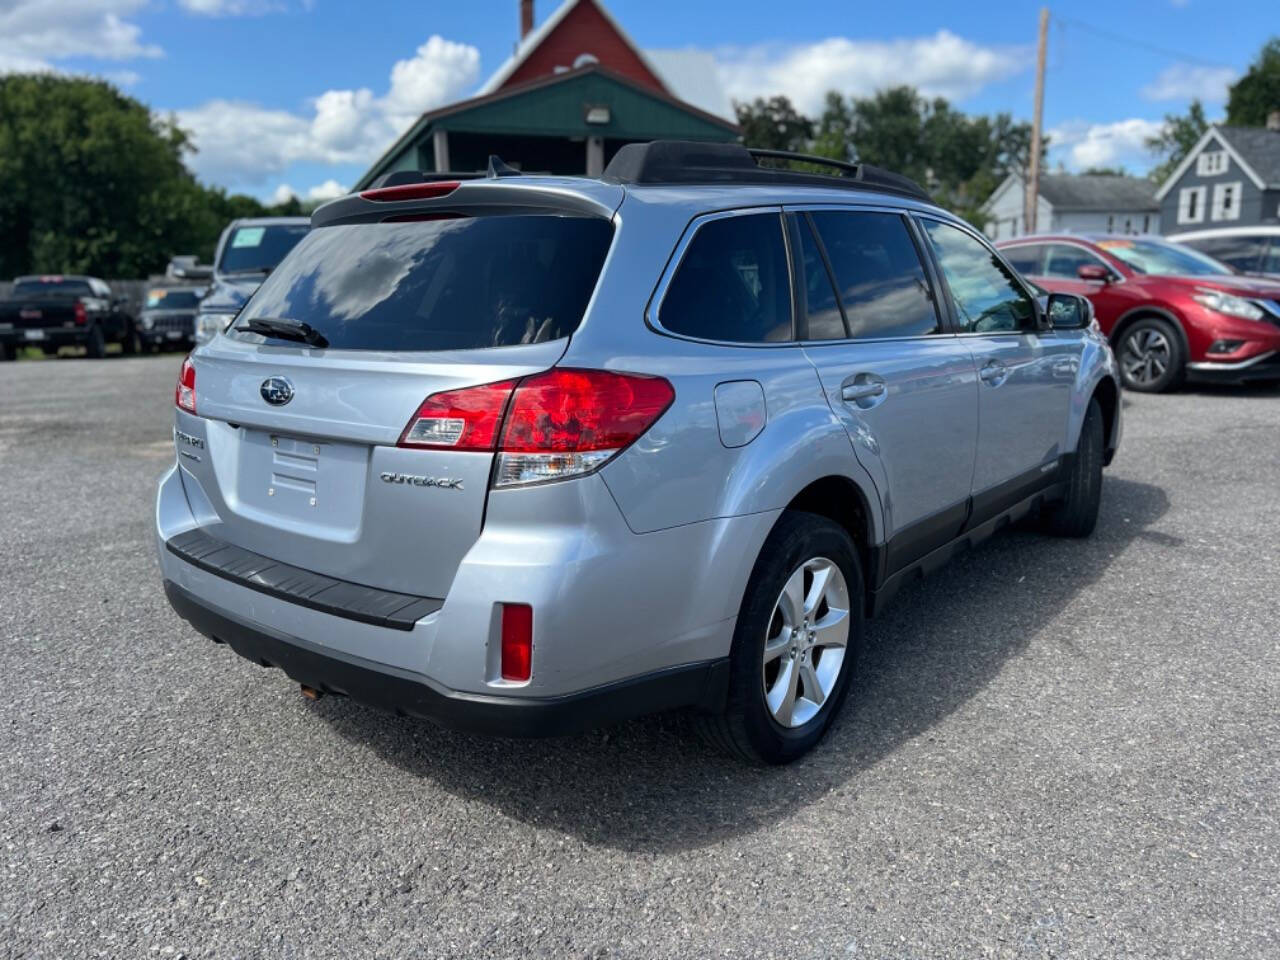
xmin=164 ymin=579 xmax=727 ymax=736
xmin=0 ymin=327 xmax=89 ymax=348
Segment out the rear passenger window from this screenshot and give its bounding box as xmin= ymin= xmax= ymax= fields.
xmin=809 ymin=211 xmax=939 ymax=339
xmin=660 ymin=213 xmax=792 ymax=342
xmin=1044 ymin=244 xmax=1102 ymax=279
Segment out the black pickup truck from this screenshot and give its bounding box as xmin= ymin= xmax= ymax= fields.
xmin=0 ymin=275 xmax=138 ymax=360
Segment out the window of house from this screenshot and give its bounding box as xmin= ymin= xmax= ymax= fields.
xmin=1211 ymin=182 xmax=1243 ymax=221
xmin=659 ymin=213 xmax=793 ymax=343
xmin=806 ymin=211 xmax=940 ymax=340
xmin=1196 ymin=150 xmax=1228 ymax=176
xmin=1178 ymin=186 xmax=1206 ymax=224
xmin=921 ymin=219 xmax=1037 ymax=334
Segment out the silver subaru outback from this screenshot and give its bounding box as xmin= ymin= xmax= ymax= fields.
xmin=156 ymin=141 xmax=1121 ymax=764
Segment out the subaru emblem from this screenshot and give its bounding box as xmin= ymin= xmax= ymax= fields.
xmin=260 ymin=377 xmax=294 ymax=406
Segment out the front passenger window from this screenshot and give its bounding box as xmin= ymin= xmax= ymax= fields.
xmin=921 ymin=220 xmax=1037 ymax=334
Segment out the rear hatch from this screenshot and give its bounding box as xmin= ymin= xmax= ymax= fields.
xmin=0 ymin=279 xmax=90 ymax=333
xmin=179 ymin=187 xmax=618 ymax=600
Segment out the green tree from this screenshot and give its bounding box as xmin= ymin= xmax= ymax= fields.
xmin=1145 ymin=99 xmax=1209 ymax=184
xmin=1226 ymin=37 xmax=1280 ymax=126
xmin=734 ymin=96 xmax=814 ymax=153
xmin=0 ymin=74 xmax=307 ymax=279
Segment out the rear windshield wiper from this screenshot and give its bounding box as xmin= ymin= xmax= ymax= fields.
xmin=235 ymin=316 xmax=329 ymax=348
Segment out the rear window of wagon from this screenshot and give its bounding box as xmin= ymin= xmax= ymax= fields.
xmin=231 ymin=215 xmax=615 ymax=352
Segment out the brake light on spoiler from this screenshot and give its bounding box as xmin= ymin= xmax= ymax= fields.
xmin=398 ymin=369 xmax=674 ymax=488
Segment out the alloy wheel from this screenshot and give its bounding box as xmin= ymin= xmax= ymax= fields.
xmin=1121 ymin=327 xmax=1171 ymax=386
xmin=761 ymin=557 xmax=850 ymax=728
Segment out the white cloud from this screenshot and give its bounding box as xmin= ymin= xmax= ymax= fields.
xmin=0 ymin=0 xmax=161 ymax=74
xmin=178 ymin=0 xmax=286 ymax=14
xmin=1140 ymin=64 xmax=1236 ymax=103
xmin=270 ymin=183 xmax=296 ymax=204
xmin=714 ymin=30 xmax=1028 ymax=114
xmin=1048 ymin=118 xmax=1165 ymax=171
xmin=306 ymin=179 xmax=346 ymax=201
xmin=176 ymin=34 xmax=479 ymax=186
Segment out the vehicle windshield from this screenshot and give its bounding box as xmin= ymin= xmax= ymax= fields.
xmin=13 ymin=278 xmax=92 ymax=297
xmin=233 ymin=214 xmax=614 ymax=352
xmin=218 ymin=224 xmax=310 ymax=275
xmin=145 ymin=289 xmax=202 ymax=309
xmin=1096 ymin=238 xmax=1233 ymax=276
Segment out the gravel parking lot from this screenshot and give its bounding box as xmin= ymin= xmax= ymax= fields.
xmin=2 ymin=356 xmax=1278 ymax=959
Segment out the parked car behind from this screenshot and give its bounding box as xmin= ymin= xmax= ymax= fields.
xmin=1168 ymin=226 xmax=1280 ymax=280
xmin=194 ymin=217 xmax=309 ymax=345
xmin=158 ymin=142 xmax=1121 ymax=764
xmin=998 ymin=234 xmax=1280 ymax=391
xmin=0 ymin=275 xmax=137 ymax=360
xmin=138 ymin=285 xmax=206 ymax=351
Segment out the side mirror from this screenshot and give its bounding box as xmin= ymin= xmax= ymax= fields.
xmin=1077 ymin=263 xmax=1111 ymax=283
xmin=1047 ymin=292 xmax=1090 ymax=330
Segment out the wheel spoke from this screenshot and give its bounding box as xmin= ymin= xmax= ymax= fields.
xmin=763 ymin=631 xmax=790 ymax=664
xmin=811 ymin=606 xmax=849 ymax=650
xmin=799 ymin=660 xmax=825 ymax=708
xmin=779 ymin=567 xmax=805 ymax=629
xmin=803 ymin=562 xmax=831 ymax=617
xmin=767 ymin=658 xmax=800 ymax=726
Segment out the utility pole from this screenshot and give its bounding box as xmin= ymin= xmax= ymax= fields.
xmin=1025 ymin=7 xmax=1049 ymax=235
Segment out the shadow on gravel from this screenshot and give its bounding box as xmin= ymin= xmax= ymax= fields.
xmin=317 ymin=477 xmax=1170 ymax=853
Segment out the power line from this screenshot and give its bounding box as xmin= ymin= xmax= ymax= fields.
xmin=1054 ymin=16 xmax=1236 ymax=70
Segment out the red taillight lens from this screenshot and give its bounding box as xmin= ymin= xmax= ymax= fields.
xmin=175 ymin=355 xmax=196 ymax=414
xmin=499 ymin=369 xmax=675 ymax=453
xmin=500 ymin=603 xmax=533 ymax=682
xmin=359 ymin=180 xmax=461 ymax=202
xmin=396 ymin=369 xmax=673 ymax=487
xmin=73 ymin=301 xmax=87 ymax=325
xmin=397 ymin=380 xmax=516 ymax=450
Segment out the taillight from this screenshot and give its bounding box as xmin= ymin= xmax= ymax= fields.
xmin=175 ymin=356 xmax=196 ymax=414
xmin=396 ymin=369 xmax=674 ymax=488
xmin=495 ymin=369 xmax=674 ymax=487
xmin=359 ymin=181 xmax=461 ymax=202
xmin=73 ymin=301 xmax=87 ymax=325
xmin=397 ymin=380 xmax=516 ymax=450
xmin=500 ymin=603 xmax=533 ymax=682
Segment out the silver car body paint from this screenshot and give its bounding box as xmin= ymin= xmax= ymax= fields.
xmin=156 ymin=174 xmax=1120 ymax=709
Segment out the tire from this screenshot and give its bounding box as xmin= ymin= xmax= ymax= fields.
xmin=120 ymin=324 xmax=141 ymax=356
xmin=0 ymin=342 xmax=14 ymax=361
xmin=1116 ymin=316 xmax=1184 ymax=393
xmin=697 ymin=511 xmax=864 ymax=765
xmin=84 ymin=325 xmax=106 ymax=359
xmin=1041 ymin=397 xmax=1104 ymax=538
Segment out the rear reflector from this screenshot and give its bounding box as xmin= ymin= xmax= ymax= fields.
xmin=396 ymin=368 xmax=674 ymax=488
xmin=500 ymin=603 xmax=533 ymax=682
xmin=175 ymin=355 xmax=196 ymax=414
xmin=359 ymin=181 xmax=461 ymax=202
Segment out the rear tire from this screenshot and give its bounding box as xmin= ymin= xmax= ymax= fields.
xmin=697 ymin=511 xmax=864 ymax=765
xmin=1116 ymin=317 xmax=1184 ymax=393
xmin=84 ymin=325 xmax=106 ymax=359
xmin=1041 ymin=397 xmax=1104 ymax=538
xmin=121 ymin=324 xmax=141 ymax=356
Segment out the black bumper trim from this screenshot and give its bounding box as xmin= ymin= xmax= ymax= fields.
xmin=164 ymin=581 xmax=729 ymax=737
xmin=165 ymin=528 xmax=443 ymax=631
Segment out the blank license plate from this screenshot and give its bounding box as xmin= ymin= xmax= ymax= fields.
xmin=24 ymin=329 xmax=45 ymax=341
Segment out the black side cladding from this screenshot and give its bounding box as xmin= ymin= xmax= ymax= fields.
xmin=602 ymin=140 xmax=932 ymax=203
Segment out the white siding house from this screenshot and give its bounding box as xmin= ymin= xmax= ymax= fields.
xmin=982 ymin=173 xmax=1160 ymax=241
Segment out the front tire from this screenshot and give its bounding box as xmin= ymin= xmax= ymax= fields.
xmin=1041 ymin=397 xmax=1104 ymax=538
xmin=698 ymin=511 xmax=864 ymax=765
xmin=1117 ymin=317 xmax=1184 ymax=392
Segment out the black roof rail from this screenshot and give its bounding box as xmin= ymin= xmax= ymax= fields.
xmin=602 ymin=140 xmax=931 ymax=203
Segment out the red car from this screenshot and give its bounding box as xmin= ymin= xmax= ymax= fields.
xmin=997 ymin=234 xmax=1280 ymax=392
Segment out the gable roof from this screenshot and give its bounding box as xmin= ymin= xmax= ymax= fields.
xmin=479 ymin=0 xmax=667 ymax=97
xmin=1154 ymin=125 xmax=1276 ymax=200
xmin=1037 ymin=174 xmax=1158 ymax=212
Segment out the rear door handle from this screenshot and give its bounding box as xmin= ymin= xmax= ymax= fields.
xmin=840 ymin=375 xmax=887 ymax=408
xmin=979 ymin=360 xmax=1008 ymax=385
